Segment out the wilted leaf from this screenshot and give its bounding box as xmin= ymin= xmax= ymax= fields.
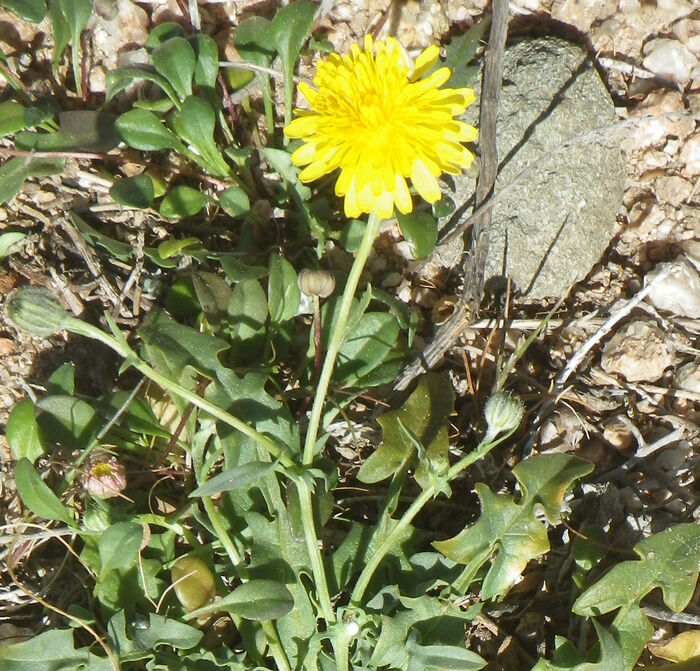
xmin=434 ymin=454 xmax=593 ymax=599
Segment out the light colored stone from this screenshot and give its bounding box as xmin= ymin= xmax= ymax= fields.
xmin=673 ymin=20 xmax=700 ymax=57
xmin=654 ymin=175 xmax=693 ymax=206
xmin=675 ymin=362 xmax=700 ymax=393
xmin=91 ymin=0 xmax=149 ymax=70
xmin=622 ymin=91 xmax=694 ymax=152
xmin=656 ymin=0 xmax=694 ymax=22
xmin=470 ymin=38 xmax=624 ymax=298
xmin=642 ymin=38 xmax=698 ymax=86
xmin=680 ymin=132 xmax=700 ymax=177
xmin=601 ymin=320 xmax=677 ymax=382
xmin=551 ymin=0 xmax=617 ymax=32
xmin=645 ymin=257 xmax=700 ymax=319
xmin=603 ymin=416 xmax=635 ymax=450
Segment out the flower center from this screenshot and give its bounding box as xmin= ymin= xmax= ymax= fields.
xmin=91 ymin=462 xmax=115 ymax=478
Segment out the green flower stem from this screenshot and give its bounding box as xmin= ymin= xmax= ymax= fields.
xmin=295 ymin=211 xmax=382 ymax=627
xmin=302 ymin=210 xmax=382 ymax=465
xmin=202 ymin=497 xmax=242 ymax=566
xmin=298 ymin=483 xmax=335 ymax=622
xmin=203 ymin=498 xmax=291 ymax=671
xmin=65 ymin=319 xmax=295 ymax=470
xmin=350 ymin=427 xmax=518 ymax=606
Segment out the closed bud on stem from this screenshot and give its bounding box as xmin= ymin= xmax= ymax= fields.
xmin=298 ymin=269 xmax=336 ymax=298
xmin=484 ymin=392 xmax=524 ymax=441
xmin=6 ymin=287 xmax=76 ymax=336
xmin=83 ymin=454 xmax=127 ymax=499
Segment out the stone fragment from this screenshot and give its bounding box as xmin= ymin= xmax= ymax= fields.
xmin=656 ymin=0 xmax=694 ymax=22
xmin=642 ymin=38 xmax=698 ymax=86
xmin=680 ymin=132 xmax=700 ymax=177
xmin=675 ymin=362 xmax=700 ymax=393
xmin=601 ymin=320 xmax=676 ymax=383
xmin=621 ymin=91 xmax=694 ymax=152
xmin=90 ymin=0 xmax=149 ymax=71
xmin=603 ymin=416 xmax=635 ymax=450
xmin=654 ymin=175 xmax=693 ymax=206
xmin=550 ymin=0 xmax=617 ymax=33
xmin=467 ymin=38 xmax=625 ymax=298
xmin=645 ymin=257 xmax=700 ymax=319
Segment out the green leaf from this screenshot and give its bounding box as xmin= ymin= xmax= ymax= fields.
xmin=106 ymin=610 xmax=202 ymax=663
xmin=0 ymin=156 xmax=65 ymax=205
xmin=106 ymin=66 xmax=180 ymax=105
xmin=186 ymin=579 xmax=294 ymax=621
xmin=0 ymin=231 xmax=26 ymax=259
xmin=406 ymin=640 xmax=486 ymax=671
xmin=270 ymin=0 xmax=316 ymax=125
xmin=443 ymin=16 xmax=490 ymax=88
xmin=191 ymin=271 xmax=232 ymax=330
xmin=234 ymin=16 xmax=274 ymax=68
xmin=0 ymin=100 xmax=28 ymax=137
xmin=219 ymin=186 xmax=250 ymax=218
xmin=151 ymin=36 xmax=195 ymax=101
xmin=1 ymin=0 xmax=46 ymax=22
xmin=336 ymin=312 xmax=399 ymax=385
xmin=14 ymin=458 xmax=73 ymax=524
xmin=176 ymin=96 xmax=230 ymax=177
xmin=139 ymin=309 xmax=229 ymax=376
xmin=68 ymin=211 xmax=134 ymax=261
xmin=262 ymin=146 xmax=311 ymax=201
xmin=227 ymin=279 xmax=268 ymax=342
xmin=47 ymin=0 xmax=70 ymax=74
xmin=15 ymin=111 xmax=118 ymax=152
xmin=159 ymin=186 xmax=207 ymax=220
xmin=189 ymin=33 xmax=219 ymax=88
xmin=110 ymin=174 xmax=155 ymax=209
xmin=573 ymin=523 xmax=700 ymax=616
xmin=145 ymin=21 xmax=185 ymax=50
xmin=35 ymin=394 xmax=100 ymax=449
xmin=191 ymin=461 xmax=275 ymax=497
xmin=6 ymin=399 xmax=44 ymax=462
xmin=434 ymin=454 xmax=593 ymax=600
xmin=218 ymin=254 xmax=268 ymax=282
xmin=396 ymin=210 xmax=438 ymax=259
xmin=158 ymin=236 xmax=203 ymax=259
xmin=115 ymin=109 xmax=184 ymax=151
xmin=270 ymin=0 xmax=316 ymax=67
xmin=98 ymin=521 xmax=144 ymax=574
xmin=47 ymin=362 xmax=75 ymax=396
xmin=532 ymin=620 xmax=625 ymax=671
xmin=358 ymin=373 xmax=453 ymax=484
xmin=338 ymin=218 xmax=366 ymax=253
xmin=268 ymin=254 xmax=300 ymax=326
xmin=0 ymin=628 xmax=112 ymax=671
xmin=56 ymin=0 xmax=91 ymax=96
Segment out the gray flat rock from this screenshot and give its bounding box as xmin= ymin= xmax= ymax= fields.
xmin=459 ymin=37 xmax=625 ymax=298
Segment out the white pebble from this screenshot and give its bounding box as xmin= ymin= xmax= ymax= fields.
xmin=645 ymin=257 xmax=700 ymax=319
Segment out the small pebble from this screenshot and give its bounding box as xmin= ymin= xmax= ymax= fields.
xmin=645 ymin=257 xmax=700 ymax=319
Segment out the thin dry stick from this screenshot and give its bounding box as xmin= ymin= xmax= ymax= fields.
xmin=6 ymin=557 xmax=119 ymax=670
xmin=391 ymin=0 xmax=509 ymax=396
xmin=54 ymin=215 xmax=125 ymax=311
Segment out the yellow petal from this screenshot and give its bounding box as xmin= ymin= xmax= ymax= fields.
xmin=411 ymin=159 xmax=441 ymax=203
xmin=393 ymin=175 xmax=412 ymax=214
xmin=411 ymin=45 xmax=440 ymax=81
xmin=284 ymin=114 xmax=317 ymax=139
xmin=291 ymin=142 xmax=316 ymax=166
xmin=374 ymin=189 xmax=394 ymax=219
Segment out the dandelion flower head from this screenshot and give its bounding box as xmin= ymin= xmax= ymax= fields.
xmin=284 ymin=35 xmax=478 ymax=219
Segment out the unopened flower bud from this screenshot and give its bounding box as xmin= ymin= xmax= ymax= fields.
xmin=6 ymin=287 xmax=75 ymax=336
xmin=484 ymin=392 xmax=524 ymax=441
xmin=83 ymin=455 xmax=127 ymax=499
xmin=297 ymin=269 xmax=335 ymax=298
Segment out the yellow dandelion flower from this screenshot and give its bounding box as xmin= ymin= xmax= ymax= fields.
xmin=284 ymin=34 xmax=478 ymax=220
